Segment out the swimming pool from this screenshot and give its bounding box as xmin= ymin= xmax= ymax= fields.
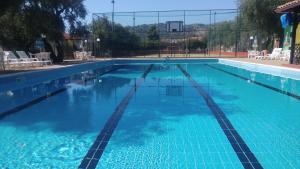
xmin=0 ymin=59 xmax=300 ymax=169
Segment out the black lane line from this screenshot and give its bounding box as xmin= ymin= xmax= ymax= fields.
xmin=0 ymin=66 xmax=122 ymax=120
xmin=99 ymin=65 xmax=124 ymax=76
xmin=0 ymin=88 xmax=67 ymax=120
xmin=205 ymin=64 xmax=300 ymax=100
xmin=78 ymin=64 xmax=154 ymax=169
xmin=177 ymin=64 xmax=263 ymax=169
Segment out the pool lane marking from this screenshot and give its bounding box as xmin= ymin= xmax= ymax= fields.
xmin=205 ymin=64 xmax=300 ymax=101
xmin=177 ymin=64 xmax=263 ymax=169
xmin=0 ymin=88 xmax=67 ymax=120
xmin=78 ymin=64 xmax=154 ymax=169
xmin=0 ymin=66 xmax=122 ymax=121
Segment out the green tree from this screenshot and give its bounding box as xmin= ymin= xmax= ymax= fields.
xmin=147 ymin=26 xmax=160 ymax=41
xmin=93 ymin=17 xmax=141 ymax=57
xmin=189 ymin=39 xmax=207 ymax=50
xmin=210 ymin=21 xmax=237 ymax=51
xmin=0 ymin=0 xmax=87 ymax=63
xmin=144 ymin=26 xmax=160 ymax=50
xmin=239 ymin=0 xmax=290 ymax=50
xmin=0 ymin=0 xmax=23 ymax=16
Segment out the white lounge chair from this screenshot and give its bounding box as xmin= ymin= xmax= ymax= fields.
xmin=280 ymin=50 xmax=291 ymax=61
xmin=4 ymin=51 xmax=32 ymax=69
xmin=248 ymin=50 xmax=260 ymax=59
xmin=255 ymin=51 xmax=265 ymax=60
xmin=73 ymin=51 xmax=79 ymax=59
xmin=39 ymin=52 xmax=52 ymax=65
xmin=87 ymin=51 xmax=95 ymax=60
xmin=256 ymin=48 xmax=282 ymax=60
xmin=30 ymin=52 xmax=52 ymax=65
xmin=264 ymin=48 xmax=282 ymax=60
xmin=82 ymin=51 xmax=88 ymax=60
xmin=74 ymin=51 xmax=84 ymax=60
xmin=73 ymin=51 xmax=95 ymax=61
xmin=16 ymin=51 xmax=44 ymax=66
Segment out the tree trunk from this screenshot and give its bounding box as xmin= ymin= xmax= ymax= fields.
xmin=47 ymin=39 xmax=64 ymax=63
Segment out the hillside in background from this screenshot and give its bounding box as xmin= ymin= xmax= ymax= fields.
xmin=126 ymin=23 xmax=208 ymax=40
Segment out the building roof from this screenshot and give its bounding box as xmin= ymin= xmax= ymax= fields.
xmin=275 ymin=0 xmax=300 ymax=13
xmin=64 ymin=33 xmax=82 ymax=40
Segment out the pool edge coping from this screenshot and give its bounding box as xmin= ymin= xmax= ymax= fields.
xmin=219 ymin=58 xmax=300 ymax=80
xmin=0 ymin=60 xmax=114 ymax=79
xmin=2 ymin=57 xmax=299 ymax=83
xmin=219 ymin=59 xmax=300 ymax=72
xmin=0 ymin=58 xmax=219 ymax=79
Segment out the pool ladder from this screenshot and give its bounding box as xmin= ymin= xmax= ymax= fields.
xmin=163 ymin=56 xmax=171 ymax=64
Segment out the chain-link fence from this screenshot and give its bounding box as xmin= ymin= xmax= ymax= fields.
xmin=90 ymin=9 xmax=256 ymax=58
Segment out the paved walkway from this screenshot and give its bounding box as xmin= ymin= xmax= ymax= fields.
xmin=0 ymin=59 xmax=110 ymax=75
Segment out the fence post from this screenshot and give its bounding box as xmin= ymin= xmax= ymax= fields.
xmin=133 ymin=12 xmax=136 ymax=32
xmin=184 ymin=10 xmax=188 ymax=58
xmin=235 ymin=9 xmax=239 ymax=58
xmin=92 ymin=15 xmax=95 ymax=57
xmin=208 ymin=10 xmax=212 ymax=56
xmin=158 ymin=11 xmax=161 ymax=58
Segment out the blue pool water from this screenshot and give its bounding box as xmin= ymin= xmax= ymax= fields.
xmin=0 ymin=60 xmax=300 ymax=169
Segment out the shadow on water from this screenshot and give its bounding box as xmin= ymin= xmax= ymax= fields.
xmin=110 ymin=100 xmax=213 ymax=146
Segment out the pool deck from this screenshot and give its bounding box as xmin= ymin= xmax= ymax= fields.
xmin=0 ymin=57 xmax=299 ymax=76
xmin=226 ymin=58 xmax=300 ymax=70
xmin=0 ymin=59 xmax=110 ymax=75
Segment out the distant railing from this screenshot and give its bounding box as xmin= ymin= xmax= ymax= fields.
xmin=90 ymin=49 xmax=247 ymax=58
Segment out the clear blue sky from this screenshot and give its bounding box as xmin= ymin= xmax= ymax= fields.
xmin=84 ymin=0 xmax=237 ymax=22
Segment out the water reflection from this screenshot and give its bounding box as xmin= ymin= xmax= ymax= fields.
xmin=0 ymin=65 xmax=145 ymax=115
xmin=280 ymin=77 xmax=288 ymax=91
xmin=250 ymin=72 xmax=256 ymax=81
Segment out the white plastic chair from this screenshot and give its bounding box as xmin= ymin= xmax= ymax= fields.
xmin=75 ymin=51 xmax=83 ymax=60
xmin=265 ymin=48 xmax=282 ymax=60
xmin=87 ymin=51 xmax=95 ymax=60
xmin=16 ymin=51 xmax=44 ymax=66
xmin=80 ymin=52 xmax=85 ymax=60
xmin=280 ymin=50 xmax=291 ymax=61
xmin=4 ymin=51 xmax=32 ymax=69
xmin=43 ymin=52 xmax=52 ymax=65
xmin=30 ymin=52 xmax=52 ymax=65
xmin=73 ymin=51 xmax=79 ymax=60
xmin=248 ymin=50 xmax=260 ymax=59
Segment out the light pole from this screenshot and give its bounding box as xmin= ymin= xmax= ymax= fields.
xmin=84 ymin=40 xmax=88 ymax=52
xmin=41 ymin=33 xmax=47 ymax=52
xmin=111 ymin=0 xmax=115 ymax=57
xmin=97 ymin=38 xmax=100 ymax=57
xmin=112 ymin=0 xmax=115 ymax=32
xmin=249 ymin=36 xmax=254 ymax=50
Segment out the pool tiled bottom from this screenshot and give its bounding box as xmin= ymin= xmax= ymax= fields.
xmin=95 ymin=65 xmax=246 ymax=169
xmin=1 ymin=62 xmax=300 ymax=168
xmin=98 ymin=111 xmax=243 ymax=169
xmin=177 ymin=65 xmax=262 ymax=169
xmin=79 ymin=65 xmax=154 ymax=169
